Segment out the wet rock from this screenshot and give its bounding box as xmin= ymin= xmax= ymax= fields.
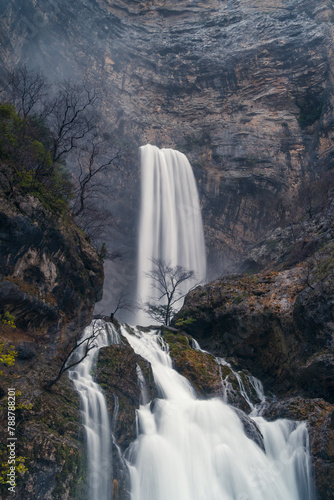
xmin=173 ymin=268 xmax=306 ymax=395
xmin=234 ymin=408 xmax=265 ymax=452
xmin=96 ymin=340 xmax=156 ymax=500
xmin=162 ymin=331 xmax=223 ymax=398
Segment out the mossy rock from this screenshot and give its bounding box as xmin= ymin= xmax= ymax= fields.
xmin=162 ymin=331 xmax=222 ymax=398
xmin=96 ymin=341 xmax=156 ymax=500
xmin=0 ymin=373 xmax=87 ymax=499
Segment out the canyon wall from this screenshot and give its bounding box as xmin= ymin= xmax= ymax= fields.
xmin=1 ymin=0 xmax=334 ymax=271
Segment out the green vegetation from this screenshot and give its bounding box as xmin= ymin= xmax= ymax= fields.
xmin=163 ymin=332 xmax=221 ymax=396
xmin=0 ymin=66 xmax=121 ymax=252
xmin=0 ymin=103 xmax=72 ymax=212
xmin=0 ymin=312 xmax=16 ymax=329
xmin=174 ymin=317 xmax=196 ymax=327
xmin=0 ymin=342 xmax=17 ymax=375
xmin=0 ymin=451 xmax=28 ymax=487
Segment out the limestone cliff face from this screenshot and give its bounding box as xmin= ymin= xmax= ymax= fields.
xmin=1 ymin=0 xmax=334 ymax=270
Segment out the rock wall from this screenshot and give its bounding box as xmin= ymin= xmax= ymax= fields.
xmin=1 ymin=0 xmax=334 ymax=270
xmin=0 ymin=190 xmax=103 ymax=499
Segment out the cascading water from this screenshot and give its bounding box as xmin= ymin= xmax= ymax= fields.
xmin=122 ymin=327 xmax=315 ymax=500
xmin=70 ymin=144 xmax=315 ymax=500
xmin=136 ymin=144 xmax=206 ymax=325
xmin=68 ymin=320 xmax=121 ymax=500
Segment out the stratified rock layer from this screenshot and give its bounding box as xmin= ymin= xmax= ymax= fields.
xmin=1 ymin=0 xmax=334 ymax=269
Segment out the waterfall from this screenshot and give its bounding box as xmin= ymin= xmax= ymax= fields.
xmin=68 ymin=320 xmax=121 ymax=500
xmin=136 ymin=144 xmax=206 ymax=325
xmin=121 ymin=327 xmax=315 ymax=500
xmin=70 ymin=144 xmax=315 ymax=500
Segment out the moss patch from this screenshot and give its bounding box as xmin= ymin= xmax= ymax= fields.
xmin=162 ymin=332 xmax=222 ymax=398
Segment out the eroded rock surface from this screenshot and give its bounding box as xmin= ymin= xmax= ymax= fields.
xmin=1 ymin=0 xmax=334 ymax=269
xmin=0 ymin=191 xmax=104 ymax=499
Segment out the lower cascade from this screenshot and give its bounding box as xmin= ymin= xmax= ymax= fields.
xmin=71 ymin=321 xmax=315 ymax=500
xmin=122 ymin=327 xmax=315 ymax=500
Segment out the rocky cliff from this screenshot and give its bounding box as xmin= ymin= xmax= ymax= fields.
xmin=0 ymin=189 xmax=104 ymax=499
xmin=1 ymin=0 xmax=334 ymax=271
xmin=173 ymin=195 xmax=334 ymax=499
xmin=0 ymin=1 xmax=333 ymax=497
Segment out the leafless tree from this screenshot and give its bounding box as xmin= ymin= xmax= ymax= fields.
xmin=2 ymin=66 xmax=122 ymax=252
xmin=47 ymin=80 xmax=100 ymax=164
xmin=143 ymin=259 xmax=196 ymax=326
xmin=74 ymin=198 xmax=115 ymax=243
xmin=44 ymin=322 xmax=104 ymax=388
xmin=72 ymin=135 xmax=120 ymax=217
xmin=99 ymin=247 xmax=127 ymax=261
xmin=6 ymin=65 xmax=50 ymax=120
xmin=109 ymin=291 xmax=135 ymax=321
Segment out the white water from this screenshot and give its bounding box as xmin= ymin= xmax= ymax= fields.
xmin=70 ymin=144 xmax=315 ymax=500
xmin=136 ymin=144 xmax=206 ymax=325
xmin=122 ymin=327 xmax=315 ymax=500
xmin=68 ymin=320 xmax=121 ymax=500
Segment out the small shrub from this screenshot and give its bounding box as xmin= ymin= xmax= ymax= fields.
xmin=175 ymin=317 xmax=196 ymax=327
xmin=0 ymin=312 xmax=16 ymax=329
xmin=0 ymin=342 xmax=17 ymax=376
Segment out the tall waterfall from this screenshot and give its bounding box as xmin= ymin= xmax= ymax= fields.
xmin=122 ymin=327 xmax=315 ymax=500
xmin=136 ymin=145 xmax=206 ymax=324
xmin=68 ymin=320 xmax=121 ymax=500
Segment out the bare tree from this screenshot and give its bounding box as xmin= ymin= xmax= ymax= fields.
xmin=47 ymin=80 xmax=100 ymax=164
xmin=6 ymin=65 xmax=50 ymax=120
xmin=144 ymin=259 xmax=196 ymax=326
xmin=99 ymin=246 xmax=127 ymax=261
xmin=44 ymin=322 xmax=104 ymax=388
xmin=72 ymin=135 xmax=120 ymax=217
xmin=2 ymin=67 xmax=122 ymax=252
xmin=73 ymin=198 xmax=115 ymax=244
xmin=109 ymin=291 xmax=135 ymax=321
